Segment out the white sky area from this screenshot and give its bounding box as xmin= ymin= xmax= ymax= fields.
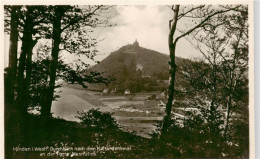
xmin=4 ymin=5 xmax=201 ymax=67
xmin=94 ymin=5 xmax=201 ymax=62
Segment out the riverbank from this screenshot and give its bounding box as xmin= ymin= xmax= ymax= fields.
xmin=52 ymin=84 xmax=165 ymax=137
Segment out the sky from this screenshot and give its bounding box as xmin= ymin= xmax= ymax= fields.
xmin=4 ymin=5 xmax=201 ymax=67
xmin=93 ymin=5 xmax=201 ymax=62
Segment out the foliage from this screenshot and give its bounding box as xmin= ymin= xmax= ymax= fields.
xmin=27 ymin=48 xmax=114 ymax=110
xmin=149 ymin=113 xmax=246 ymax=158
xmin=4 ymin=5 xmax=116 ymax=116
xmin=90 ymin=45 xmax=182 ymax=93
xmin=76 ymin=108 xmax=120 ymax=131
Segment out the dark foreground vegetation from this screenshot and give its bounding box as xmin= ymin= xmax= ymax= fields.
xmin=6 ymin=108 xmax=148 ymax=159
xmin=6 ymin=107 xmax=249 ymax=159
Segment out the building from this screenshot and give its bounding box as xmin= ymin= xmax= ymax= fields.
xmin=124 ymin=89 xmax=131 ymax=95
xmin=124 ymin=40 xmax=140 ymax=54
xmin=103 ymin=88 xmax=108 ymax=94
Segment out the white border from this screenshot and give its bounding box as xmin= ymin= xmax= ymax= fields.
xmin=248 ymin=2 xmax=255 ymax=159
xmin=254 ymin=0 xmax=260 ymax=158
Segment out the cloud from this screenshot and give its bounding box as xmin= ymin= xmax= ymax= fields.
xmin=96 ymin=6 xmax=169 ymax=54
xmin=4 ymin=5 xmax=201 ymax=67
xmin=95 ymin=5 xmax=201 ymax=61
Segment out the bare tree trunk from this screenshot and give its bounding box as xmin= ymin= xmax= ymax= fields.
xmin=41 ymin=7 xmax=62 ymax=118
xmin=224 ymin=91 xmax=232 ymax=139
xmin=4 ymin=6 xmax=20 ymax=158
xmin=223 ymin=28 xmax=243 ymax=140
xmin=10 ymin=7 xmax=36 ymax=146
xmin=161 ymin=5 xmax=179 ymax=134
xmin=224 ymin=71 xmax=234 ymax=140
xmin=5 ymin=6 xmax=19 ymax=106
xmin=23 ymin=39 xmax=38 ymax=108
xmin=15 ymin=10 xmax=34 ymax=115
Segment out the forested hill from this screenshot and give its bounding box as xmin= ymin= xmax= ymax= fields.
xmin=88 ymin=41 xmax=187 ymax=93
xmin=92 ymin=42 xmax=181 ymax=80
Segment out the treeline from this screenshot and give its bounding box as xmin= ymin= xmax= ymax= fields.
xmin=4 ymin=5 xmax=114 ymax=119
xmin=4 ymin=6 xmax=116 ymax=157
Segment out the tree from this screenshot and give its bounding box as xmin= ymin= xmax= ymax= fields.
xmin=186 ymin=5 xmax=249 ymax=140
xmin=162 ymin=4 xmax=243 ymax=134
xmin=4 ymin=6 xmax=20 ymax=106
xmin=4 ymin=5 xmax=115 ymax=118
xmin=177 ymin=59 xmax=225 ymax=157
xmin=16 ymin=6 xmax=37 ymax=114
xmin=40 ymin=6 xmax=63 ymax=118
xmin=27 ymin=42 xmax=113 ymax=114
xmin=41 ymin=5 xmax=115 ymax=118
xmin=182 ymin=5 xmax=249 ymax=156
xmin=4 ymin=6 xmax=52 ymax=115
xmin=220 ymin=7 xmax=249 ymax=140
xmin=4 ymin=6 xmax=21 ymax=157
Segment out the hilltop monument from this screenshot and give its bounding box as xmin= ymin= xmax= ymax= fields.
xmin=133 ymin=39 xmax=139 ymax=48
xmin=125 ymin=39 xmax=140 ymax=53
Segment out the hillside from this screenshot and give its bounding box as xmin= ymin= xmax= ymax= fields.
xmin=88 ymin=41 xmax=185 ymax=93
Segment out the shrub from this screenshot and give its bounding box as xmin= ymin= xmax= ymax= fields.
xmin=75 ymin=108 xmax=119 ymax=131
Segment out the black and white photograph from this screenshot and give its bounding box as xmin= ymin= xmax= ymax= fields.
xmin=2 ymin=1 xmax=254 ymax=158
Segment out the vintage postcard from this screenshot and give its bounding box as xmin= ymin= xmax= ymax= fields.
xmin=1 ymin=0 xmax=255 ymax=158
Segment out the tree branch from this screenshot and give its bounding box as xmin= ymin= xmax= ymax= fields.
xmin=174 ymin=6 xmax=240 ymax=44
xmin=177 ymin=5 xmax=205 ymax=20
xmin=61 ymin=5 xmax=103 ymax=32
xmin=168 ymin=5 xmax=179 ymax=46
